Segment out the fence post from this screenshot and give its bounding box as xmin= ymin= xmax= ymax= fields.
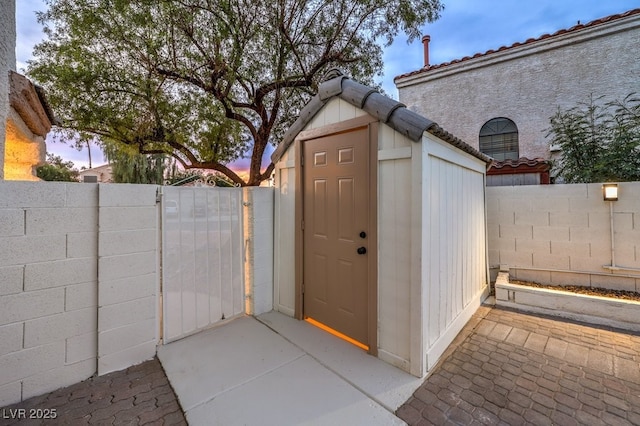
xmin=242 ymin=187 xmax=275 ymax=316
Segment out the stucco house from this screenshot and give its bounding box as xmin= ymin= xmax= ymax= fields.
xmin=395 ymin=8 xmax=640 ymax=183
xmin=78 ymin=164 xmax=113 ymax=183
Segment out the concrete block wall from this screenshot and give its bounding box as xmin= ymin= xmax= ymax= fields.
xmin=0 ymin=181 xmax=273 ymax=404
xmin=242 ymin=187 xmax=274 ymax=316
xmin=97 ymin=184 xmax=159 ymax=375
xmin=487 ymin=182 xmax=640 ymax=291
xmin=0 ymin=182 xmax=98 ymax=406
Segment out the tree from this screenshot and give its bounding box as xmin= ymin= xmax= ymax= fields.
xmin=36 ymin=153 xmax=79 ymax=181
xmin=547 ymin=94 xmax=640 ymax=183
xmin=29 ymin=0 xmax=443 ymax=186
xmin=104 ymin=146 xmax=168 ymax=184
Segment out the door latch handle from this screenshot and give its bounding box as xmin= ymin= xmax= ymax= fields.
xmin=357 ymin=246 xmax=367 ymax=255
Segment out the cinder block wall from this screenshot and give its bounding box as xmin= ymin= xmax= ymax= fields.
xmin=0 ymin=182 xmax=274 ymax=405
xmin=97 ymin=184 xmax=159 ymax=375
xmin=0 ymin=182 xmax=99 ymax=405
xmin=487 ymin=182 xmax=640 ymax=291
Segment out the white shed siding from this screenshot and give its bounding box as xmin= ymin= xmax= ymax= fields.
xmin=377 ymin=123 xmax=414 ymax=369
xmin=273 ymin=145 xmax=296 ymax=316
xmin=307 ymin=98 xmax=367 ymax=129
xmin=273 ymin=95 xmax=488 ymax=377
xmin=422 ymin=135 xmax=488 ymax=371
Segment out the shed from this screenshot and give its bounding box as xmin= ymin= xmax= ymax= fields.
xmin=271 ymin=70 xmax=491 ymax=377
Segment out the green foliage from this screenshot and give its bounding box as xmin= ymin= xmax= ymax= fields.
xmin=36 ymin=153 xmax=79 ymax=181
xmin=29 ymin=0 xmax=443 ymax=185
xmin=547 ymin=94 xmax=640 ymax=183
xmin=105 ymin=145 xmax=167 ymax=184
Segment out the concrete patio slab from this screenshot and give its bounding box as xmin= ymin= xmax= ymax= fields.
xmin=157 ymin=315 xmax=305 ymax=411
xmin=257 ymin=311 xmax=423 ymax=412
xmin=187 ymin=355 xmax=403 ymax=426
xmin=158 ymin=313 xmax=411 ymax=425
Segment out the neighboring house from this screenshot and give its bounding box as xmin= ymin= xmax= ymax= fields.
xmin=78 ymin=164 xmax=113 ymax=183
xmin=395 ymin=8 xmax=640 ymax=182
xmin=0 ymin=0 xmax=56 ymax=181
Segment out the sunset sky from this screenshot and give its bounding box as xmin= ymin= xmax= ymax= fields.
xmin=14 ymin=0 xmax=639 ymax=171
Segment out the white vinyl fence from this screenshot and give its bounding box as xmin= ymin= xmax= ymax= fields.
xmin=161 ymin=186 xmax=244 ymax=343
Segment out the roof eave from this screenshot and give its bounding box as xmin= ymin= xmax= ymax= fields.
xmin=272 ymin=72 xmax=489 ymax=166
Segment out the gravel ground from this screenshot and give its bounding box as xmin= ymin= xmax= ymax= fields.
xmin=510 ymin=280 xmax=640 ymax=301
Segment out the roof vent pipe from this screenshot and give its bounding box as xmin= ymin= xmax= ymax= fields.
xmin=422 ymin=35 xmax=431 ymax=67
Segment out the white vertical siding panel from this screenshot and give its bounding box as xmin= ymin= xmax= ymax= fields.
xmin=338 ymin=98 xmax=361 ymax=121
xmin=428 ymin=158 xmax=441 ymax=347
xmin=379 ymin=125 xmax=395 ymax=150
xmin=423 ymin=136 xmax=488 ymax=368
xmin=393 ymin=160 xmax=412 ymax=361
xmin=378 ymin=156 xmax=412 ymax=364
xmin=273 ymin=163 xmax=296 ymax=316
xmin=308 ymin=98 xmax=366 ymax=129
xmin=453 ymin=165 xmax=463 ymax=315
xmin=376 ymin=124 xmax=415 ymax=369
xmin=307 ymin=108 xmax=326 ymax=129
xmin=462 ymin=171 xmax=471 ymax=306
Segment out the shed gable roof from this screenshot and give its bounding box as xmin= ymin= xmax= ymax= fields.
xmin=271 ymin=72 xmax=491 ymax=164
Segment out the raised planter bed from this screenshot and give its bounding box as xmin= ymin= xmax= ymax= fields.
xmin=494 ymin=273 xmax=640 ymax=333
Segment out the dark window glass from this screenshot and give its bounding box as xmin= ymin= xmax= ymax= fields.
xmin=479 ymin=118 xmax=519 ymax=161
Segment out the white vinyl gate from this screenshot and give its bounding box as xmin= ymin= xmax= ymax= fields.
xmin=161 ymin=186 xmax=244 ymax=343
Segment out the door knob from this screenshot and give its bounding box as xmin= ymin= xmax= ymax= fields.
xmin=357 ymin=246 xmax=367 ymax=255
xmin=359 ymin=231 xmax=367 ymax=238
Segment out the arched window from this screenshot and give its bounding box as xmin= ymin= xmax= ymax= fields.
xmin=479 ymin=118 xmax=519 ymax=161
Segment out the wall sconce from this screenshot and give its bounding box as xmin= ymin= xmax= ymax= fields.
xmin=602 ymin=183 xmax=618 ymax=201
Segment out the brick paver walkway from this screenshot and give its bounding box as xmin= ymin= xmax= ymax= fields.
xmin=397 ymin=305 xmax=640 ymax=425
xmin=0 ymin=357 xmax=186 ymax=425
xmin=3 ymin=307 xmax=639 ymax=425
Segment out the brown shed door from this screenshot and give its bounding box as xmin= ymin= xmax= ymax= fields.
xmin=303 ymin=127 xmax=370 ymax=346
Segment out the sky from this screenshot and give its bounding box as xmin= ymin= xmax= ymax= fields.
xmin=14 ymin=0 xmax=640 ymax=170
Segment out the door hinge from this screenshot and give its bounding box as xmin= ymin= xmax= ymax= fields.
xmin=301 ymin=220 xmax=305 ymax=230
xmin=301 ymin=283 xmax=305 ymax=294
xmin=300 ymin=152 xmax=304 ymax=167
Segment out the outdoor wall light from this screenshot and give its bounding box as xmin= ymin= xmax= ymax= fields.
xmin=602 ymin=183 xmax=618 ymax=201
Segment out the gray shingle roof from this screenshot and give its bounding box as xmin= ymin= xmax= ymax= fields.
xmin=271 ymin=71 xmax=491 ymax=165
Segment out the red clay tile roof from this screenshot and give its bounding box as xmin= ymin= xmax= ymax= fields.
xmin=271 ymin=70 xmax=492 ymax=165
xmin=488 ymin=157 xmax=550 ymax=172
xmin=394 ymin=8 xmax=640 ymax=82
